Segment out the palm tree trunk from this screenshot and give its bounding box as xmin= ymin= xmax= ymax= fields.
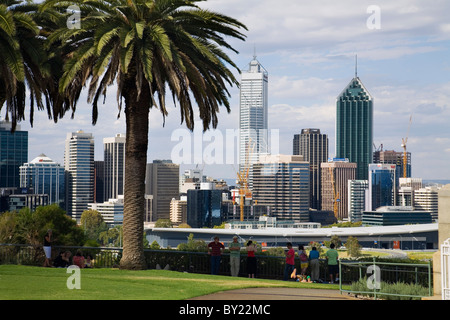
xmin=119 ymin=84 xmax=150 ymax=270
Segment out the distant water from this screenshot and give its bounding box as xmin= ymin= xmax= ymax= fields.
xmin=423 ymin=180 xmax=450 ymax=186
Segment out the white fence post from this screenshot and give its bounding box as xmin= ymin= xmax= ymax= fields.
xmin=442 ymin=238 xmax=450 ymax=300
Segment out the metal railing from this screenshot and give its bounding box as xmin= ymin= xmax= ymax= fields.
xmin=339 ymin=258 xmax=433 ymax=299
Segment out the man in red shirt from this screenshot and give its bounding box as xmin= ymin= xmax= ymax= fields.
xmin=283 ymin=242 xmax=295 ymax=281
xmin=208 ymin=236 xmax=225 ymax=275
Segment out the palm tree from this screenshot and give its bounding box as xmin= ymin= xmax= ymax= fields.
xmin=44 ymin=0 xmax=247 ymax=269
xmin=0 ymin=0 xmax=49 ymax=128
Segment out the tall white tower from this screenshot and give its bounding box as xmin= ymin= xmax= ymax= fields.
xmin=64 ymin=130 xmax=95 ymax=222
xmin=103 ymin=133 xmax=126 ymax=200
xmin=239 ymin=56 xmax=268 ymax=189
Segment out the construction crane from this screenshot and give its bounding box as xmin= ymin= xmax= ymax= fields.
xmin=329 ymin=166 xmax=340 ymax=219
xmin=401 ymin=114 xmax=413 ymax=178
xmin=236 ymin=139 xmax=254 ymax=221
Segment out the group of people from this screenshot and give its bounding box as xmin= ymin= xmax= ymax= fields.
xmin=207 ymin=236 xmax=340 ymax=284
xmin=42 ymin=229 xmax=93 ymax=268
xmin=284 ymin=242 xmax=340 ymax=283
xmin=207 ymin=236 xmax=257 ymax=278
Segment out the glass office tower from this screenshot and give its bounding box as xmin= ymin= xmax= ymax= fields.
xmin=368 ymin=164 xmax=397 ymax=210
xmin=20 ymin=154 xmax=65 ymax=209
xmin=0 ymin=120 xmax=28 ymax=188
xmin=64 ymin=130 xmax=95 ymax=222
xmin=336 ymin=76 xmax=373 ymax=180
xmin=239 ymin=56 xmax=268 ymax=189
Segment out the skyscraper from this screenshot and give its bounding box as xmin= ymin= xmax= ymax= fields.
xmin=293 ymin=129 xmax=328 ymax=210
xmin=20 ymin=154 xmax=65 ymax=209
xmin=252 ymin=154 xmax=310 ymax=222
xmin=336 ymin=71 xmax=373 ymax=180
xmin=145 ymin=160 xmax=179 ymax=221
xmin=239 ymin=56 xmax=268 ymax=189
xmin=0 ymin=120 xmax=28 ymax=188
xmin=103 ymin=133 xmax=125 ymax=200
xmin=64 ymin=130 xmax=95 ymax=222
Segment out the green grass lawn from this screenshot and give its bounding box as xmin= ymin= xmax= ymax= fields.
xmin=0 ymin=265 xmax=342 ymax=300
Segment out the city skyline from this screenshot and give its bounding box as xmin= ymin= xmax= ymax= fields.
xmin=12 ymin=0 xmax=450 ymax=181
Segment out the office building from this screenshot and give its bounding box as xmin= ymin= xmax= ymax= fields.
xmin=145 ymin=160 xmax=179 ymax=221
xmin=362 ymin=206 xmax=432 ymax=226
xmin=170 ymin=196 xmax=187 ymax=225
xmin=103 ymin=134 xmax=125 ymax=200
xmin=321 ymin=159 xmax=357 ymax=221
xmin=239 ymin=56 xmax=268 ymax=189
xmin=348 ymin=180 xmax=369 ymax=222
xmin=373 ymin=149 xmax=411 ymax=179
xmin=19 ymin=154 xmax=65 ymax=209
xmin=368 ymin=163 xmax=397 ymax=211
xmin=94 ymin=161 xmax=105 ymax=203
xmin=293 ymin=128 xmax=328 ymax=210
xmin=252 ymin=154 xmax=310 ymax=222
xmin=187 ymin=189 xmax=223 ymax=228
xmin=414 ymin=186 xmax=439 ymax=222
xmin=398 ymin=177 xmax=422 ymax=207
xmin=0 ymin=120 xmax=28 ymax=188
xmin=64 ymin=130 xmax=95 ymax=222
xmin=336 ymin=74 xmax=373 ymax=180
xmin=88 ymin=196 xmax=123 ymax=227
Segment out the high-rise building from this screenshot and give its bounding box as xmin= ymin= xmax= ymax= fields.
xmin=252 ymin=154 xmax=310 ymax=222
xmin=293 ymin=128 xmax=328 ymax=210
xmin=347 ymin=180 xmax=369 ymax=222
xmin=145 ymin=160 xmax=179 ymax=221
xmin=414 ymin=186 xmax=439 ymax=221
xmin=19 ymin=154 xmax=65 ymax=209
xmin=398 ymin=177 xmax=422 ymax=206
xmin=336 ymin=73 xmax=373 ymax=180
xmin=239 ymin=56 xmax=268 ymax=189
xmin=321 ymin=159 xmax=357 ymax=221
xmin=103 ymin=133 xmax=125 ymax=200
xmin=94 ymin=161 xmax=105 ymax=203
xmin=373 ymin=149 xmax=411 ymax=180
xmin=187 ymin=188 xmax=223 ymax=228
xmin=0 ymin=120 xmax=28 ymax=188
xmin=368 ymin=163 xmax=397 ymax=211
xmin=64 ymin=130 xmax=95 ymax=222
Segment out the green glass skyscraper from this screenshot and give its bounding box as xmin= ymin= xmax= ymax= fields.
xmin=336 ymin=74 xmax=373 ymax=180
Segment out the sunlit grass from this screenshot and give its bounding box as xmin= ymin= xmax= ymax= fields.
xmin=0 ymin=265 xmax=342 ymax=300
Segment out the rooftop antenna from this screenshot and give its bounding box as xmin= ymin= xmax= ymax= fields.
xmin=355 ymin=54 xmax=358 ymax=78
xmin=253 ymin=45 xmax=257 ymax=60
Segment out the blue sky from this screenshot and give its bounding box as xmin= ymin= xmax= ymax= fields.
xmin=18 ymin=0 xmax=450 ymax=181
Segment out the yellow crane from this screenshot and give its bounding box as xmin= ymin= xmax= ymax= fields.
xmin=401 ymin=114 xmax=412 ymax=178
xmin=329 ymin=166 xmax=340 ymax=219
xmin=236 ymin=139 xmax=254 ymax=221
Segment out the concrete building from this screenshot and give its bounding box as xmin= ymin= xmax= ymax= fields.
xmin=414 ymin=186 xmax=439 ymax=222
xmin=348 ymin=180 xmax=369 ymax=222
xmin=88 ymin=196 xmax=123 ymax=227
xmin=321 ymin=159 xmax=356 ymax=221
xmin=170 ymin=196 xmax=187 ymax=225
xmin=0 ymin=120 xmax=28 ymax=189
xmin=19 ymin=154 xmax=65 ymax=209
xmin=252 ymin=154 xmax=310 ymax=222
xmin=145 ymin=160 xmax=179 ymax=222
xmin=398 ymin=177 xmax=423 ymax=207
xmin=64 ymin=130 xmax=95 ymax=222
xmin=239 ymin=56 xmax=269 ymax=189
xmin=293 ymin=128 xmax=328 ymax=210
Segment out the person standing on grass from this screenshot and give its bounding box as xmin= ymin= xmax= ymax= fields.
xmin=298 ymin=245 xmax=309 ymax=277
xmin=43 ymin=229 xmax=52 ymax=267
xmin=283 ymin=242 xmax=296 ymax=281
xmin=229 ymin=236 xmax=241 ymax=277
xmin=326 ymin=243 xmax=339 ymax=283
xmin=309 ymin=246 xmax=320 ymax=282
xmin=246 ymin=240 xmax=257 ymax=278
xmin=208 ymin=236 xmax=224 ymax=275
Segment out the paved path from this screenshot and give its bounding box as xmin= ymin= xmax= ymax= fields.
xmin=189 ymin=287 xmax=357 ymax=300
